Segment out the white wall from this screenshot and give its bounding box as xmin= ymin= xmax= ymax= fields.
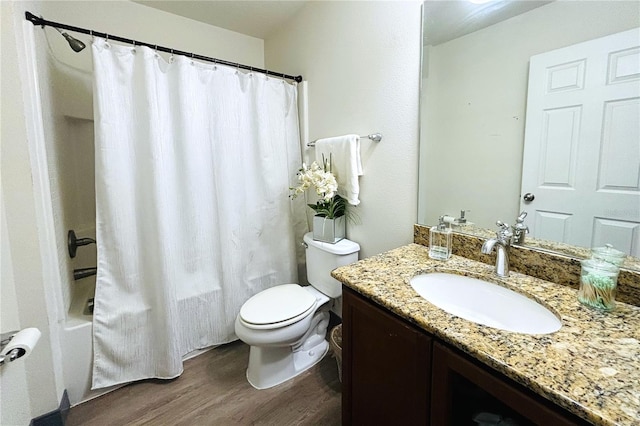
xmin=1 ymin=193 xmax=33 ymax=426
xmin=38 ymin=0 xmax=265 ymax=74
xmin=420 ymin=1 xmax=640 ymax=229
xmin=1 ymin=1 xmax=65 ymax=422
xmin=2 ymin=0 xmax=266 ymax=418
xmin=265 ymin=1 xmax=423 ymax=258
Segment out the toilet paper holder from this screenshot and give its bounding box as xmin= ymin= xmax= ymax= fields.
xmin=0 ymin=330 xmax=20 ymax=366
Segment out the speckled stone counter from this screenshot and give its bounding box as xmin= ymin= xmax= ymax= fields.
xmin=332 ymin=244 xmax=640 ymax=426
xmin=414 ymin=225 xmax=640 ymax=307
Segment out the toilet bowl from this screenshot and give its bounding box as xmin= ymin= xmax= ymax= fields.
xmin=235 ymin=232 xmax=359 ymax=389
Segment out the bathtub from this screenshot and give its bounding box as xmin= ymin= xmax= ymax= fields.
xmin=61 ymin=277 xmax=119 ymax=405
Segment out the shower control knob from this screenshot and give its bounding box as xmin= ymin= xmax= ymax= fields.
xmin=523 ymin=193 xmax=535 ymax=202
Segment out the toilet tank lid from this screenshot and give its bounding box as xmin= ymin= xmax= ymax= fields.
xmin=303 ymin=232 xmax=360 ymax=255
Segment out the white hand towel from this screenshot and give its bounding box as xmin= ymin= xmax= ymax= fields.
xmin=315 ymin=134 xmax=363 ymax=206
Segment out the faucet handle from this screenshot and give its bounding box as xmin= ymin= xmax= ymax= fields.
xmin=516 ymin=211 xmax=528 ymax=223
xmin=496 ymin=220 xmax=509 ymax=231
xmin=495 ymin=221 xmax=513 ymax=242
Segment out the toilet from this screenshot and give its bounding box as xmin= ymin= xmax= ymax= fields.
xmin=234 ymin=232 xmax=360 ymax=389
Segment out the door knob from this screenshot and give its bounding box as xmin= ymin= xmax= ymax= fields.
xmin=523 ymin=193 xmax=535 ymax=202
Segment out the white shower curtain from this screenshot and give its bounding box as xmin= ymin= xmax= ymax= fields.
xmin=91 ymin=38 xmax=306 ymax=389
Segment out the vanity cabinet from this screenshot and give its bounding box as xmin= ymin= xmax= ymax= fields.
xmin=341 ymin=287 xmax=432 ymax=425
xmin=342 ymin=287 xmax=588 ymax=426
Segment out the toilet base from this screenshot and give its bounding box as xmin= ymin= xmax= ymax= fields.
xmin=246 ymin=339 xmax=329 ymax=390
xmin=245 ymin=310 xmax=331 ymax=390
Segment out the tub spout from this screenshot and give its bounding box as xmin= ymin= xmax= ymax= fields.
xmin=74 ymin=267 xmax=97 ymax=280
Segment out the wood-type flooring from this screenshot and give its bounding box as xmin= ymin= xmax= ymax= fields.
xmin=66 ymin=340 xmax=341 ymax=426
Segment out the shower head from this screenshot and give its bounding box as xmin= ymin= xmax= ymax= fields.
xmin=54 ymin=27 xmax=86 ymax=52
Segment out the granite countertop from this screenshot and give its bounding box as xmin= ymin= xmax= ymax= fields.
xmin=332 ymin=244 xmax=640 ymax=426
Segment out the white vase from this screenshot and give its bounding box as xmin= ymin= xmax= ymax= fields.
xmin=313 ymin=215 xmax=346 ymax=243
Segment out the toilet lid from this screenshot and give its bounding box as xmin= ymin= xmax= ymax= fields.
xmin=240 ymin=284 xmax=317 ymax=326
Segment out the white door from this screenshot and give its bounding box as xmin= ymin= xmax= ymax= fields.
xmin=521 ymin=28 xmax=640 ymax=256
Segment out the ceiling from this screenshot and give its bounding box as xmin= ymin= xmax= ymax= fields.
xmin=135 ymin=1 xmax=552 ymax=44
xmin=134 ymin=1 xmax=309 ymax=39
xmin=423 ymin=1 xmax=552 ymax=46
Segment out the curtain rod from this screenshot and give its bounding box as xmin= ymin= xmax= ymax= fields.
xmin=25 ymin=11 xmax=304 ymax=83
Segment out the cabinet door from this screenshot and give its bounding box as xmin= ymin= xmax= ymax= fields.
xmin=431 ymin=342 xmax=588 ymax=425
xmin=342 ymin=287 xmax=432 ymax=426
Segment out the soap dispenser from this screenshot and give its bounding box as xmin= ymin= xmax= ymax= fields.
xmin=429 ymin=216 xmax=452 ymax=260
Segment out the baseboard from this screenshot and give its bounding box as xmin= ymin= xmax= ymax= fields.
xmin=30 ymin=389 xmax=70 ymax=426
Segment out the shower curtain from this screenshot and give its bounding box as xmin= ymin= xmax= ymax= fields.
xmin=91 ymin=38 xmax=306 ymax=389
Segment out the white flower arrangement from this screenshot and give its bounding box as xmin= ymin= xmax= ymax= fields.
xmin=290 ymin=156 xmax=346 ymax=219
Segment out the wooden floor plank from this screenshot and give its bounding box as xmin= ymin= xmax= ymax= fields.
xmin=66 ymin=341 xmax=341 ymax=426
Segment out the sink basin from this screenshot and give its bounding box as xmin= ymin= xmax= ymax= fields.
xmin=410 ymin=273 xmax=561 ymax=334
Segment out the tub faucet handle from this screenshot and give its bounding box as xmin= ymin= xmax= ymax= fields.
xmin=68 ymin=230 xmax=96 ymax=258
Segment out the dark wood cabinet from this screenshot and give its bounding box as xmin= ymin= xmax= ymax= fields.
xmin=342 ymin=286 xmax=588 ymax=426
xmin=431 ymin=341 xmax=587 ymax=425
xmin=342 ymin=287 xmax=432 ymax=425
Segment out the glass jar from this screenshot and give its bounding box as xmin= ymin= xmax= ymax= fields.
xmin=591 ymin=244 xmax=626 ymax=267
xmin=578 ymin=259 xmax=619 ymax=311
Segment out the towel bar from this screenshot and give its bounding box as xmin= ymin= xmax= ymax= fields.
xmin=307 ymin=133 xmax=382 ymax=147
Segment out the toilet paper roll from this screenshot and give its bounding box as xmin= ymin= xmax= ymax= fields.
xmin=1 ymin=328 xmax=41 ymax=360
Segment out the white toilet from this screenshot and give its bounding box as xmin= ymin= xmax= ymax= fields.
xmin=234 ymin=232 xmax=360 ymax=389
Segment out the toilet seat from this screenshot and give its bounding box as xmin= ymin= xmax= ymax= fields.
xmin=239 ymin=284 xmax=317 ymax=330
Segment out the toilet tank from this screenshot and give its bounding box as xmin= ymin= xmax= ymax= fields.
xmin=304 ymin=232 xmax=360 ymax=299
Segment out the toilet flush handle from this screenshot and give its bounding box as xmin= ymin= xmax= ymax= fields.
xmin=301 ymin=241 xmax=308 ymax=249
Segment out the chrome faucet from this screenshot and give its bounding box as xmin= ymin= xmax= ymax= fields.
xmin=512 ymin=211 xmax=529 ymax=245
xmin=481 ymin=221 xmax=512 ymax=277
